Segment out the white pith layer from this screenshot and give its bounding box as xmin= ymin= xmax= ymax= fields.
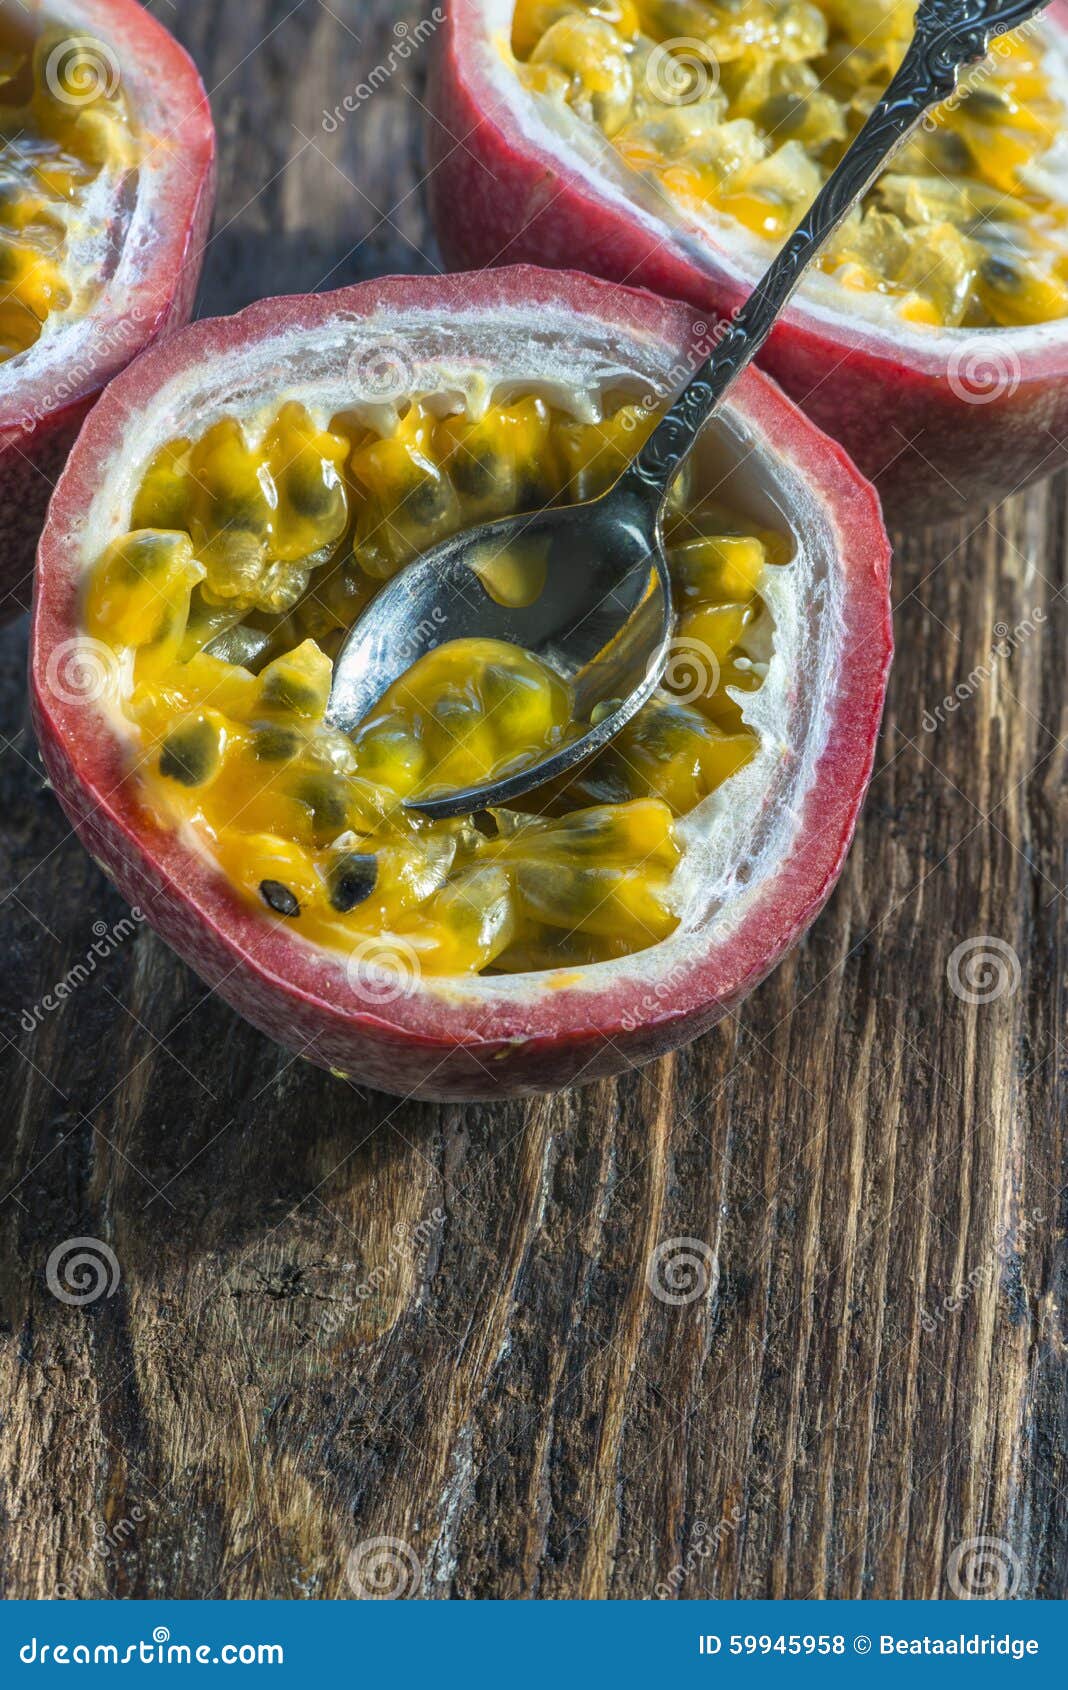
xmin=0 ymin=0 xmax=170 ymax=418
xmin=70 ymin=301 xmax=844 ymax=1007
xmin=476 ymin=0 xmax=1068 ymax=370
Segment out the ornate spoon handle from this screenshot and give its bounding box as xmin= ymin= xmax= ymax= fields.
xmin=620 ymin=0 xmax=1052 ymax=502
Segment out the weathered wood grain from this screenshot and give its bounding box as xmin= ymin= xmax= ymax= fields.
xmin=0 ymin=0 xmax=1064 ymax=1601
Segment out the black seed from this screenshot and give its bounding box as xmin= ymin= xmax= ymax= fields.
xmin=295 ymin=774 xmax=349 ymax=839
xmin=284 ymin=458 xmax=341 ymax=519
xmin=211 ymin=495 xmax=269 ymax=534
xmin=328 ymin=852 xmax=378 ymax=912
xmin=449 ymin=446 xmax=500 ymax=500
xmin=514 ymin=473 xmax=551 ymax=511
xmin=930 ymin=130 xmax=972 ymax=172
xmin=252 ymin=726 xmax=301 ymax=762
xmin=158 ymin=717 xmax=219 ymax=787
xmin=399 ymin=475 xmax=450 ymax=524
xmin=260 ymin=880 xmax=300 ymax=917
xmin=757 ymin=93 xmax=808 ymax=136
xmin=966 ymin=89 xmax=1009 ymax=119
xmin=261 ymin=671 xmax=322 ymax=714
xmin=982 ymin=255 xmax=1022 ymax=293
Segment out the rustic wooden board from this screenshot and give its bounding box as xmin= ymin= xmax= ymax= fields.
xmin=0 ymin=0 xmax=1064 ymax=1601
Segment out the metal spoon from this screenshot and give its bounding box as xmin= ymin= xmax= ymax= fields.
xmin=328 ymin=0 xmax=1050 ymax=819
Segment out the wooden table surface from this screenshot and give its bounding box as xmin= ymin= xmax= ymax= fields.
xmin=0 ymin=0 xmax=1065 ymax=1602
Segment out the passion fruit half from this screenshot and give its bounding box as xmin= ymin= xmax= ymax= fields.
xmin=0 ymin=0 xmax=215 ymax=620
xmin=428 ymin=0 xmax=1068 ymax=522
xmin=30 ymin=268 xmax=891 ymax=1100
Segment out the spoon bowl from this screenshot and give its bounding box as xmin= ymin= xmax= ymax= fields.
xmin=326 ymin=481 xmax=673 ymax=819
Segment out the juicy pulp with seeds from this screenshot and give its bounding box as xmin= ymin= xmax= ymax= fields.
xmin=30 ymin=268 xmax=892 ymax=1099
xmin=428 ymin=0 xmax=1068 ymax=521
xmin=0 ymin=0 xmax=214 ymax=620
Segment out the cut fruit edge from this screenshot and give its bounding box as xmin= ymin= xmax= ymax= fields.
xmin=0 ymin=0 xmax=216 ymax=442
xmin=427 ymin=2 xmax=1068 ymax=523
xmin=30 ymin=268 xmax=892 ymax=1078
xmin=433 ymin=0 xmax=1068 ymax=377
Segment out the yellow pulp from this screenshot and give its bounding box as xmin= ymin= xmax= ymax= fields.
xmin=85 ymin=389 xmax=787 ymax=976
xmin=512 ymin=0 xmax=1068 ymax=328
xmin=0 ymin=26 xmax=134 ymax=361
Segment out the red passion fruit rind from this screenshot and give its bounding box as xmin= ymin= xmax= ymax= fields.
xmin=0 ymin=0 xmax=215 ymax=621
xmin=30 ymin=268 xmax=892 ymax=1101
xmin=427 ymin=0 xmax=1068 ymax=525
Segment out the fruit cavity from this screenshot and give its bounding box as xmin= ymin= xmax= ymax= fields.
xmin=510 ymin=0 xmax=1068 ymax=329
xmin=0 ymin=24 xmax=135 ymax=360
xmin=83 ymin=386 xmax=789 ymax=975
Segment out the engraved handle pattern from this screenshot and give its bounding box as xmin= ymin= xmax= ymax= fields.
xmin=621 ymin=0 xmax=1052 ymax=502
